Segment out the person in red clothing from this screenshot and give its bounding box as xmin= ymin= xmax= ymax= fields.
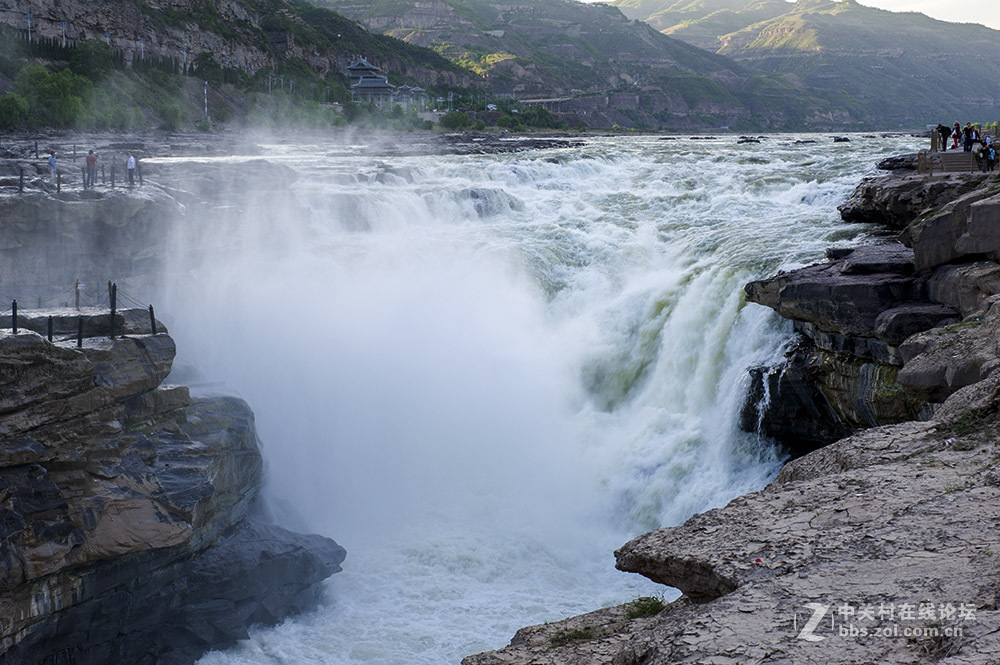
xmin=85 ymin=150 xmax=98 ymax=189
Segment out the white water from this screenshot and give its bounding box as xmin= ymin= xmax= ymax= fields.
xmin=153 ymin=133 xmax=922 ymax=664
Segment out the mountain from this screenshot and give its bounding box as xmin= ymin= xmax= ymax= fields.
xmin=0 ymin=0 xmax=478 ymax=90
xmin=312 ymin=0 xmax=860 ymax=129
xmin=613 ymin=0 xmax=1000 ymax=125
xmin=613 ymin=0 xmax=791 ymax=49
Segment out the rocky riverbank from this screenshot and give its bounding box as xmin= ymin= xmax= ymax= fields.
xmin=464 ymin=165 xmax=1000 ymax=664
xmin=0 ymin=310 xmax=345 ymax=664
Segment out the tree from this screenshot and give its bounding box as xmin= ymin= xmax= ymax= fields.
xmin=0 ymin=93 xmax=29 ymax=128
xmin=439 ymin=110 xmax=472 ymax=130
xmin=15 ymin=65 xmax=93 ymax=127
xmin=69 ymin=39 xmax=113 ymax=82
xmin=194 ymin=51 xmax=223 ymax=85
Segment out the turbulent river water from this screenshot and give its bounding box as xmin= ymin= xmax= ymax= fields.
xmin=157 ymin=132 xmax=922 ymax=664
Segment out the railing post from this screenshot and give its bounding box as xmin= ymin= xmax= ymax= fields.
xmin=11 ymin=300 xmax=17 ymax=334
xmin=57 ymin=171 xmax=61 ymax=192
xmin=109 ymin=282 xmax=117 ymax=339
xmin=47 ymin=315 xmax=53 ymax=342
xmin=77 ymin=316 xmax=83 ymax=348
xmin=149 ymin=304 xmax=157 ymax=335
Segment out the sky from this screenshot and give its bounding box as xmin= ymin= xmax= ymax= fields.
xmin=855 ymin=0 xmax=1000 ymax=30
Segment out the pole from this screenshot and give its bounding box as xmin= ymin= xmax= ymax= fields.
xmin=18 ymin=167 xmax=23 ymax=193
xmin=11 ymin=300 xmax=17 ymax=334
xmin=101 ymin=163 xmax=105 ymax=183
xmin=149 ymin=304 xmax=157 ymax=335
xmin=75 ymin=280 xmax=80 ymax=310
xmin=111 ymin=163 xmax=115 ymax=188
xmin=73 ymin=145 xmax=77 ymax=161
xmin=57 ymin=172 xmax=61 ymax=193
xmin=109 ymin=283 xmax=117 ymax=339
xmin=34 ymin=141 xmax=38 ymax=159
xmin=77 ymin=316 xmax=83 ymax=348
xmin=47 ymin=315 xmax=53 ymax=342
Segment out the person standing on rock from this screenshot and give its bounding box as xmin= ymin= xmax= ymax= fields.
xmin=126 ymin=152 xmax=136 ymax=187
xmin=952 ymin=122 xmax=962 ymax=150
xmin=47 ymin=151 xmax=57 ymax=180
xmin=937 ymin=123 xmax=950 ymax=151
xmin=85 ymin=150 xmax=97 ymax=189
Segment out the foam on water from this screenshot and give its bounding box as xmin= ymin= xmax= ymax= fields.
xmin=155 ymin=133 xmax=923 ymax=664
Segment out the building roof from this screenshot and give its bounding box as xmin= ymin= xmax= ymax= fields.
xmin=346 ymin=58 xmax=380 ymax=74
xmin=351 ymin=75 xmax=396 ymax=91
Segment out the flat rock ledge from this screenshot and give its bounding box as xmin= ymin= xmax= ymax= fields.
xmin=465 ymin=384 xmax=1000 ymax=665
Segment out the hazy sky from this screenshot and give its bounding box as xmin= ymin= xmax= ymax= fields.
xmin=855 ymin=0 xmax=1000 ymax=30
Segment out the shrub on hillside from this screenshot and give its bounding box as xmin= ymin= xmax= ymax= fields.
xmin=15 ymin=65 xmax=93 ymax=127
xmin=439 ymin=110 xmax=472 ymax=130
xmin=0 ymin=92 xmax=29 ymax=128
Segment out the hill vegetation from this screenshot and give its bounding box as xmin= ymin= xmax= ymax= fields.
xmin=612 ymin=0 xmax=1000 ymax=125
xmin=314 ymin=0 xmax=861 ymax=130
xmin=0 ymin=0 xmax=477 ymax=133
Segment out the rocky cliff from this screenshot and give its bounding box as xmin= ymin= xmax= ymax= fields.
xmin=0 ymin=140 xmax=348 ymax=665
xmin=0 ymin=0 xmax=476 ymax=89
xmin=0 ymin=308 xmax=345 ymax=664
xmin=463 ymin=166 xmax=1000 ymax=664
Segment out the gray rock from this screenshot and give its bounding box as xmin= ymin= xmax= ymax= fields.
xmin=838 ymin=172 xmax=984 ymax=229
xmin=465 ymin=418 xmax=1000 ymax=665
xmin=0 ymin=319 xmax=344 ymax=664
xmin=904 ymin=190 xmax=1000 ymax=271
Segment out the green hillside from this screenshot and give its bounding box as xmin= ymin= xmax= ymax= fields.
xmin=314 ymin=0 xmax=859 ymax=129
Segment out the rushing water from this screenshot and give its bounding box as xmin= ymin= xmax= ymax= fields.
xmin=154 ymin=133 xmax=922 ymax=664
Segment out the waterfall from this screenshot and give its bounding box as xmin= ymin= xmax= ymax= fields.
xmin=149 ymin=133 xmax=922 ymax=664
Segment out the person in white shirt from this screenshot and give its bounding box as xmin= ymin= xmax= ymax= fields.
xmin=126 ymin=152 xmax=136 ymax=187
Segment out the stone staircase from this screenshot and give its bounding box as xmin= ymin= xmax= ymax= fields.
xmin=931 ymin=150 xmax=978 ymax=172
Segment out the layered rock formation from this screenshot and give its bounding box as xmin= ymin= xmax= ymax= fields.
xmin=0 ymin=309 xmax=344 ymax=664
xmin=743 ymin=171 xmax=1000 ymax=454
xmin=464 ymin=166 xmax=1000 ymax=665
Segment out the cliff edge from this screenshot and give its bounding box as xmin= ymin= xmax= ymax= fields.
xmin=0 ymin=309 xmax=345 ymax=665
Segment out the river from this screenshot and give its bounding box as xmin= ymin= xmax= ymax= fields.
xmin=153 ymin=132 xmax=922 ymax=664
